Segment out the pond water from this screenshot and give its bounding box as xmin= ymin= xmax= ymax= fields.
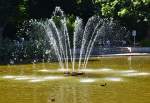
xmin=0 ymin=56 xmax=150 ymax=103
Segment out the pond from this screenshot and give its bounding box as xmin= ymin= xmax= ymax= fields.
xmin=0 ymin=56 xmax=150 ymax=103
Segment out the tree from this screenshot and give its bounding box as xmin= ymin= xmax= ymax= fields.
xmin=0 ymin=0 xmax=29 ymax=39
xmin=96 ymin=0 xmax=150 ymax=39
xmin=96 ymin=0 xmax=150 ymax=25
xmin=0 ymin=0 xmax=28 ymax=24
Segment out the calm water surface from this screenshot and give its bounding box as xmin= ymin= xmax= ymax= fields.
xmin=0 ymin=56 xmax=150 ymax=103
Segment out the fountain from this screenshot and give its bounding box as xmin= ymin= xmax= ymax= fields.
xmin=20 ymin=7 xmax=129 ymax=76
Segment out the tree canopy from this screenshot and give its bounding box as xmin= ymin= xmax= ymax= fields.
xmin=96 ymin=0 xmax=150 ymax=24
xmin=0 ymin=0 xmax=149 ymax=39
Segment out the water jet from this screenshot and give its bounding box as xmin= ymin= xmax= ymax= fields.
xmin=23 ymin=7 xmax=129 ymax=75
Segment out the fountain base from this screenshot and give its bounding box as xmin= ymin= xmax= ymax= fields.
xmin=64 ymin=71 xmax=84 ymax=76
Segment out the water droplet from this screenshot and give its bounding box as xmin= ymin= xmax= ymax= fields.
xmin=9 ymin=59 xmax=14 ymax=65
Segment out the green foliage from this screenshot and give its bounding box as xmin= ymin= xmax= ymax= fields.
xmin=76 ymin=0 xmax=82 ymax=4
xmin=0 ymin=0 xmax=29 ymax=25
xmin=101 ymin=4 xmax=114 ymax=16
xmin=66 ymin=14 xmax=76 ymax=35
xmin=96 ymin=0 xmax=150 ymax=23
xmin=118 ymin=8 xmax=129 ymax=17
xmin=17 ymin=0 xmax=29 ymax=22
xmin=95 ymin=0 xmax=150 ymax=40
xmin=52 ymin=16 xmax=62 ymax=28
xmin=51 ymin=14 xmax=75 ymax=36
xmin=0 ymin=0 xmax=149 ymax=41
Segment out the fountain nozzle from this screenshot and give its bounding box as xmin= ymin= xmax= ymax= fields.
xmin=64 ymin=71 xmax=84 ymax=76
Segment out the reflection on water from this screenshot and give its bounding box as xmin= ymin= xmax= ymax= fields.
xmin=47 ymin=82 xmax=91 ymax=103
xmin=0 ymin=56 xmax=150 ymax=103
xmin=2 ymin=75 xmax=65 ymax=82
xmin=80 ymin=78 xmax=96 ymax=83
xmin=122 ymin=72 xmax=150 ymax=77
xmin=103 ymin=77 xmax=123 ymax=82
